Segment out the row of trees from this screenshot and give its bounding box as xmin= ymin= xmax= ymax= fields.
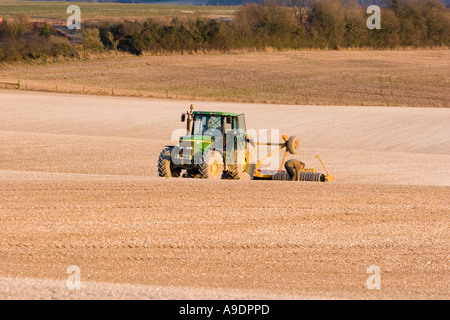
xmin=96 ymin=0 xmax=450 ymax=54
xmin=1 ymin=0 xmax=449 ymax=61
xmin=0 ymin=13 xmax=75 ymax=61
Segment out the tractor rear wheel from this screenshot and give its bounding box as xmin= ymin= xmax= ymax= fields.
xmin=157 ymin=147 xmax=181 ymax=178
xmin=230 ymin=143 xmax=256 ymax=180
xmin=199 ymin=150 xmax=224 ymax=179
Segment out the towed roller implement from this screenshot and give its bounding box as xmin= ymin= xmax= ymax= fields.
xmin=252 ymin=134 xmax=333 ymax=182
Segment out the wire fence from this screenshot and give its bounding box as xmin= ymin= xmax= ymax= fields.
xmin=0 ymin=79 xmax=206 ymax=102
xmin=0 ymin=80 xmax=20 ymax=89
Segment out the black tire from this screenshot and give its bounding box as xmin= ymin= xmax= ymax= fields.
xmin=286 ymin=136 xmax=299 ymax=155
xmin=157 ymin=147 xmax=181 ymax=178
xmin=230 ymin=143 xmax=256 ymax=180
xmin=199 ymin=150 xmax=223 ymax=179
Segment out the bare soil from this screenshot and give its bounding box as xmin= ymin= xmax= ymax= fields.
xmin=0 ymin=90 xmax=449 ymax=299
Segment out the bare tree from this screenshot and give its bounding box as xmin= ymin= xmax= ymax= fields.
xmin=107 ymin=31 xmax=119 ymax=51
xmin=7 ymin=12 xmax=30 ymax=39
xmin=285 ymin=0 xmax=314 ymax=22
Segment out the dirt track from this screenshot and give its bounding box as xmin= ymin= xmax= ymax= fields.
xmin=0 ymin=90 xmax=449 ymax=299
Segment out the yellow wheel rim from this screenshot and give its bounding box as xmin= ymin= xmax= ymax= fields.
xmin=211 ymin=162 xmax=218 ymax=176
xmin=243 ymin=153 xmax=249 ymax=172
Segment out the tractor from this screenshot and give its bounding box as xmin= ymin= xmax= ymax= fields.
xmin=158 ymin=105 xmax=259 ymax=179
xmin=158 ymin=105 xmax=333 ymax=182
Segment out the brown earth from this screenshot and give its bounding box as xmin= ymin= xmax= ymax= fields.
xmin=1 ymin=50 xmax=449 ymax=108
xmin=0 ymin=90 xmax=449 ymax=299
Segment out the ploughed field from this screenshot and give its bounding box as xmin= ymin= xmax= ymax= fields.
xmin=0 ymin=90 xmax=448 ymax=299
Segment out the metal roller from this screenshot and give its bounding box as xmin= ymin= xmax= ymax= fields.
xmin=272 ymin=171 xmax=326 ymax=182
xmin=299 ymin=172 xmax=326 ymax=182
xmin=272 ymin=171 xmax=290 ymax=180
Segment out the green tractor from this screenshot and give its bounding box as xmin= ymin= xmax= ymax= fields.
xmin=158 ymin=105 xmax=256 ymax=180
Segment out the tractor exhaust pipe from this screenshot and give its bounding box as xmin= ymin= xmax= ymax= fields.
xmin=181 ymin=104 xmax=194 ymax=133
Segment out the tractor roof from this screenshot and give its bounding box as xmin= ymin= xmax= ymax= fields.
xmin=193 ymin=111 xmax=241 ymax=117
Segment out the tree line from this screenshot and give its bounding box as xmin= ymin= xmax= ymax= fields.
xmin=0 ymin=13 xmax=75 ymax=61
xmin=1 ymin=0 xmax=449 ymax=61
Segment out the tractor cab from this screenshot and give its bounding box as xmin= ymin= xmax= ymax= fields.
xmin=184 ymin=111 xmax=246 ymax=150
xmin=190 ymin=112 xmax=246 ymax=136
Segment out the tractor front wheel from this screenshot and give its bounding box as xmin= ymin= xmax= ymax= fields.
xmin=199 ymin=150 xmax=224 ymax=179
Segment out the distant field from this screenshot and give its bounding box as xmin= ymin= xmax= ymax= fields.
xmin=1 ymin=50 xmax=449 ymax=107
xmin=0 ymin=0 xmax=236 ymax=21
